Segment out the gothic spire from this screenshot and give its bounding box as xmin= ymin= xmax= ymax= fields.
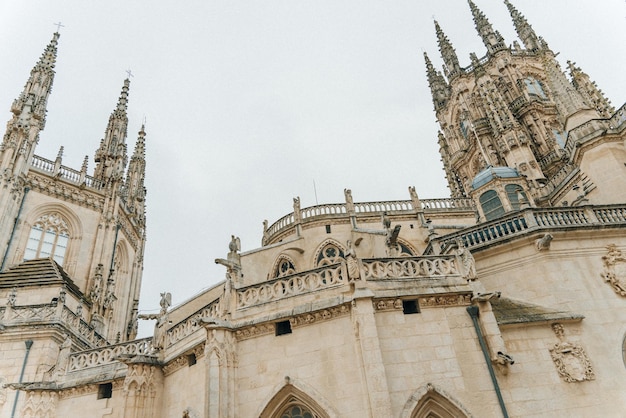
xmin=125 ymin=125 xmax=147 ymax=225
xmin=467 ymin=0 xmax=506 ymax=55
xmin=94 ymin=79 xmax=130 ymax=184
xmin=424 ymin=52 xmax=450 ymax=112
xmin=567 ymin=61 xmax=614 ymax=118
xmin=0 ymin=32 xmax=60 ymax=176
xmin=434 ymin=20 xmax=461 ymax=78
xmin=504 ymin=0 xmax=542 ymax=51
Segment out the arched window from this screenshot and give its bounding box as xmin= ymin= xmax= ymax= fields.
xmin=479 ymin=190 xmax=505 ymax=221
xmin=24 ymin=213 xmax=70 ymax=265
xmin=316 ymin=242 xmax=344 ymax=266
xmin=279 ymin=405 xmax=317 ymax=418
xmin=524 ymin=77 xmax=546 ymax=99
xmin=505 ymin=184 xmax=526 ymax=211
xmin=273 ymin=256 xmax=296 ymax=278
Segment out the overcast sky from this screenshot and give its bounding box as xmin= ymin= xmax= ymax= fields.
xmin=1 ymin=1 xmax=624 ymax=337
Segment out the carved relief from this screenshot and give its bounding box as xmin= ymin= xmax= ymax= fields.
xmin=419 ymin=294 xmax=472 ymax=308
xmin=289 ymin=304 xmax=350 ymax=327
xmin=21 ymin=391 xmax=58 ymax=418
xmin=549 ymin=323 xmax=594 ymax=383
xmin=601 ymin=244 xmax=626 ymax=296
xmin=163 ymin=343 xmax=205 ymax=376
xmin=234 ymin=323 xmax=274 ymax=341
xmin=373 ymin=298 xmax=403 ymax=311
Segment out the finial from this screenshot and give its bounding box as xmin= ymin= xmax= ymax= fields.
xmin=53 ymin=22 xmax=65 ymax=33
xmin=56 ymin=146 xmax=64 ymax=160
xmin=81 ymin=155 xmax=89 ymax=172
xmin=125 ymin=69 xmax=134 ymax=79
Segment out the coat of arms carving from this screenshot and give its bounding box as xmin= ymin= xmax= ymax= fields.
xmin=601 ymin=244 xmax=626 ymax=296
xmin=549 ymin=323 xmax=594 ymax=383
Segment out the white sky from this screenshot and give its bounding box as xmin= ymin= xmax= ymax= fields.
xmin=1 ymin=1 xmax=624 ymax=337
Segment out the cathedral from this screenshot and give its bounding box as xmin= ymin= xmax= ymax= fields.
xmin=1 ymin=1 xmax=626 ymax=417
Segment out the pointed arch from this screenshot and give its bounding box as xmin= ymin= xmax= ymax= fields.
xmin=257 ymin=379 xmax=340 ymax=418
xmin=18 ymin=202 xmax=83 ymax=270
xmin=271 ymin=254 xmax=297 ymax=278
xmin=313 ymin=239 xmax=345 ymax=267
xmin=400 ymin=384 xmax=473 ymax=418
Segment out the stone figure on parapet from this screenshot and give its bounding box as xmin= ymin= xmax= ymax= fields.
xmin=456 ymin=239 xmax=477 ymax=280
xmin=346 ymin=239 xmax=360 ymax=280
xmin=159 ymin=292 xmax=171 ymax=316
xmin=408 ymin=186 xmax=420 ymax=210
xmin=293 ymin=196 xmax=302 ymax=222
xmin=52 ymin=335 xmax=72 ymax=378
xmin=262 ymin=220 xmax=269 ymax=246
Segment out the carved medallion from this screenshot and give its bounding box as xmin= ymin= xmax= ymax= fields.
xmin=601 ymin=244 xmax=626 ymax=296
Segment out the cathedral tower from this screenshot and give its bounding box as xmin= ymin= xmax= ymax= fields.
xmin=0 ymin=33 xmax=147 ymax=344
xmin=426 ymin=0 xmax=620 ymax=220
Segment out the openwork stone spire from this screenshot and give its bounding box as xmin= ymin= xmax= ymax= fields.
xmin=504 ymin=0 xmax=542 ymax=51
xmin=0 ymin=32 xmax=61 ymax=176
xmin=424 ymin=52 xmax=450 ymax=112
xmin=467 ymin=0 xmax=506 ymax=54
xmin=434 ymin=20 xmax=461 ymax=78
xmin=94 ymin=79 xmax=130 ymax=184
xmin=125 ymin=125 xmax=147 ymax=225
xmin=567 ymin=61 xmax=614 ymax=118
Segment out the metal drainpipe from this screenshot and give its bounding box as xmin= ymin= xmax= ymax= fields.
xmin=10 ymin=339 xmax=33 ymax=418
xmin=467 ymin=306 xmax=510 ymax=418
xmin=108 ymin=223 xmax=121 ymax=277
xmin=1 ymin=187 xmax=30 ymax=271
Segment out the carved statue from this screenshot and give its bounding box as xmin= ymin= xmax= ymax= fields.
xmin=262 ymin=220 xmax=269 ymax=245
xmin=53 ymin=335 xmax=72 ymax=377
xmin=345 ymin=240 xmax=360 ymax=280
xmin=159 ymin=292 xmax=172 ymax=316
xmin=601 ymin=244 xmax=626 ymax=296
xmin=293 ymin=196 xmax=302 ymax=222
xmin=536 ymin=233 xmax=553 ymax=251
xmin=382 ymin=211 xmax=391 ymax=230
xmin=456 ymin=239 xmax=477 ymax=280
xmin=7 ymin=287 xmax=16 ymax=306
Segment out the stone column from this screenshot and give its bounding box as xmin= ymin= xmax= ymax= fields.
xmin=350 ymin=284 xmax=393 ymax=417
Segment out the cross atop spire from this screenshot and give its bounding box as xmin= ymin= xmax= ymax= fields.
xmin=53 ymin=22 xmax=65 ymax=33
xmin=126 ymin=69 xmax=134 ymax=79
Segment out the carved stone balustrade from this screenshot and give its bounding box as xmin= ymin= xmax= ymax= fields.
xmin=31 ymin=154 xmax=104 ymax=189
xmin=360 ymin=256 xmax=460 ymax=280
xmin=165 ymin=299 xmax=221 ymax=349
xmin=67 ymin=337 xmax=154 ymax=372
xmin=236 ymin=263 xmax=347 ymax=309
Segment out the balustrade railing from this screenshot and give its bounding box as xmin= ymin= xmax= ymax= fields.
xmin=360 ymin=256 xmax=460 ymax=280
xmin=68 ymin=338 xmax=153 ymax=372
xmin=354 ymin=200 xmax=413 ymax=213
xmin=266 ymin=197 xmax=474 ymax=243
xmin=433 ymin=204 xmax=626 ymax=253
xmin=608 ymin=103 xmax=626 ymax=129
xmin=420 ymin=198 xmax=473 ymax=210
xmin=31 ymin=154 xmax=104 ymax=189
xmin=166 ymin=299 xmax=221 ymax=348
xmin=531 ymin=164 xmax=578 ymax=200
xmin=237 ymin=263 xmax=347 ymax=309
xmin=1 ymin=303 xmax=108 ymax=349
xmin=302 ymin=204 xmax=347 ymax=218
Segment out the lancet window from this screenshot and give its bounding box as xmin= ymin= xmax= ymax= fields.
xmin=23 ymin=213 xmax=70 ymax=265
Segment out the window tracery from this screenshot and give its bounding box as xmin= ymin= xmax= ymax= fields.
xmin=315 ymin=242 xmax=344 ymax=266
xmin=273 ymin=256 xmax=296 ymax=278
xmin=24 ymin=212 xmax=70 ymax=265
xmin=280 ymin=405 xmax=317 ymax=418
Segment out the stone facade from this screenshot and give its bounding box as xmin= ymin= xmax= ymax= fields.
xmin=2 ymin=1 xmax=626 ymax=417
